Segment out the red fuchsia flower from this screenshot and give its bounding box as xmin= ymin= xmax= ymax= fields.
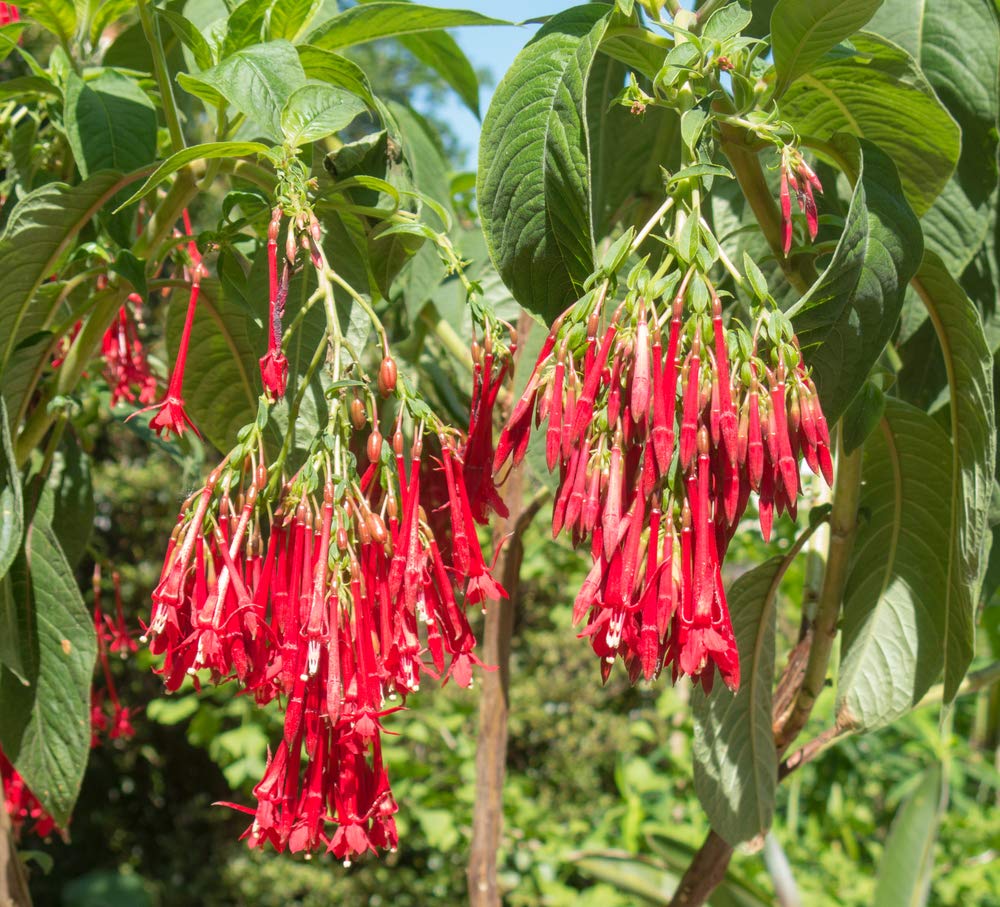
xmin=129 ymin=264 xmax=205 ymax=439
xmin=144 ymin=384 xmax=503 ymax=857
xmin=0 ymin=4 xmax=19 ymax=26
xmin=1 ymin=748 xmax=62 ymax=841
xmin=102 ymin=294 xmax=158 ymax=406
xmin=779 ymin=147 xmax=824 ymax=256
xmin=259 ymin=208 xmax=289 ymax=399
xmin=91 ymin=566 xmax=137 ymax=747
xmin=461 ymin=330 xmax=511 ymax=524
xmin=494 ymin=271 xmax=832 ymax=692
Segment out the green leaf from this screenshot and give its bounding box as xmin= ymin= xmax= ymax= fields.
xmin=702 ymin=4 xmax=753 ymax=42
xmin=177 ymin=40 xmax=306 ymax=141
xmin=64 ymin=70 xmax=157 ymax=179
xmin=0 ymin=517 xmax=96 ymax=827
xmin=268 ymin=0 xmax=322 ymax=41
xmin=0 ymin=75 xmax=61 ymax=102
xmin=478 ymin=5 xmax=615 ymax=322
xmin=280 ymin=83 xmax=368 ymax=147
xmin=837 ymin=400 xmax=956 ymax=730
xmin=911 ymin=252 xmax=995 ymax=699
xmin=222 ymin=0 xmax=270 ymax=57
xmin=297 ymin=45 xmax=377 ymax=109
xmin=0 ymin=23 xmax=29 ymax=62
xmin=110 ymin=249 xmax=148 ymax=299
xmin=873 ymin=763 xmax=943 ymax=907
xmin=770 ymin=0 xmax=884 ymax=98
xmin=159 ymin=8 xmax=215 ymax=72
xmin=0 ymin=397 xmax=22 ymax=583
xmin=841 ymin=378 xmax=886 ymax=454
xmin=115 ymin=142 xmax=269 ymax=211
xmin=21 ymin=0 xmax=77 ymax=46
xmin=0 ymin=174 xmax=128 ymax=378
xmin=0 ymin=552 xmax=31 ymax=685
xmin=37 ymin=443 xmax=95 ymax=569
xmin=692 ymin=557 xmax=784 ymax=846
xmin=787 ymin=135 xmax=922 ymax=423
xmin=305 ymin=2 xmax=506 ymax=51
xmin=399 ymin=30 xmax=481 ymax=118
xmin=779 ymin=33 xmax=961 ymax=216
xmin=867 ymin=0 xmax=999 ymax=279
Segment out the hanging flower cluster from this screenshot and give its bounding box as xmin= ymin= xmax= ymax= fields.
xmin=495 ymin=272 xmax=832 ymax=692
xmin=102 ymin=293 xmax=158 ymax=407
xmin=91 ymin=567 xmax=138 ymax=745
xmin=779 ymin=147 xmax=824 ymax=255
xmin=141 ymin=196 xmax=507 ymax=858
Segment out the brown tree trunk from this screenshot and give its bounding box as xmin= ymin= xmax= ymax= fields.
xmin=467 ymin=465 xmax=525 ymax=907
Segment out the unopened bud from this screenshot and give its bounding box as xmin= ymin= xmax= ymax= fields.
xmin=378 ymin=356 xmax=397 ymax=397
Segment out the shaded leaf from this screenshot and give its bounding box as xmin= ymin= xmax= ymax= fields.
xmin=911 ymin=252 xmax=995 ymax=698
xmin=838 ymin=400 xmax=955 ymax=730
xmin=779 ymin=33 xmax=961 ymax=217
xmin=0 ymin=396 xmax=22 ymax=583
xmin=873 ymin=763 xmax=943 ymax=907
xmin=788 ymin=135 xmax=922 ymax=423
xmin=770 ymin=0 xmax=884 ymax=98
xmin=692 ymin=557 xmax=784 ymax=846
xmin=0 ymin=517 xmax=96 ymax=826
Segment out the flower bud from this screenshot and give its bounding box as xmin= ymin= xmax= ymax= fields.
xmin=378 ymin=356 xmax=397 ymax=397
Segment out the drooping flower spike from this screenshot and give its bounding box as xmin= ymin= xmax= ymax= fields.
xmin=495 ymin=270 xmax=832 ymax=692
xmin=779 ymin=146 xmax=824 ymax=255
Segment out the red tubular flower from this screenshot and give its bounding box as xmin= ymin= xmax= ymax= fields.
xmin=129 ymin=265 xmax=205 ymax=438
xmin=1 ymin=748 xmax=62 ymax=841
xmin=0 ymin=4 xmax=19 ymax=26
xmin=259 ymin=208 xmax=289 ymax=399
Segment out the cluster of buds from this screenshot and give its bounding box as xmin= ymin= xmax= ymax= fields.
xmin=144 ymin=377 xmax=505 ymax=858
xmin=101 ymin=292 xmax=158 ymax=407
xmin=495 ymin=273 xmax=832 ymax=691
xmin=779 ymin=147 xmax=824 ymax=255
xmin=0 ymin=749 xmax=61 ymax=841
xmin=90 ymin=567 xmax=138 ymax=746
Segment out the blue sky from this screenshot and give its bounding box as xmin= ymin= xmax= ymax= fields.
xmin=424 ymin=0 xmax=573 ymax=166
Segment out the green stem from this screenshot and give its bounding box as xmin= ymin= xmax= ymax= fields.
xmin=136 ymin=0 xmax=185 ymax=155
xmin=419 ymin=307 xmax=474 ymax=373
xmin=718 ymin=122 xmax=813 ymax=293
xmin=776 ymin=433 xmax=863 ymax=752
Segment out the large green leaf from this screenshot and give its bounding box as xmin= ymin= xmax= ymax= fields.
xmin=0 ymin=517 xmax=96 ymax=827
xmin=873 ymin=763 xmax=943 ymax=907
xmin=0 ymin=397 xmax=22 ymax=583
xmin=20 ymin=0 xmax=76 ymax=45
xmin=0 ymin=552 xmax=30 ymax=684
xmin=837 ymin=400 xmax=955 ymax=730
xmin=280 ymin=83 xmax=368 ymax=147
xmin=268 ymin=0 xmax=322 ymax=41
xmin=478 ymin=4 xmax=614 ymax=322
xmin=0 ymin=173 xmax=129 ymax=379
xmin=868 ymin=0 xmax=999 ymax=278
xmin=116 ymin=142 xmax=270 ymax=210
xmin=37 ymin=442 xmax=95 ymax=569
xmin=399 ymin=30 xmax=481 ymax=118
xmin=63 ymin=70 xmax=157 ymax=179
xmin=770 ymin=0 xmax=884 ymax=99
xmin=787 ymin=136 xmax=922 ymax=423
xmin=297 ymin=45 xmax=377 ymax=109
xmin=779 ymin=33 xmax=961 ymax=217
xmin=304 ymin=2 xmax=506 ymax=51
xmin=692 ymin=557 xmax=784 ymax=846
xmin=911 ymin=252 xmax=995 ymax=698
xmin=177 ymin=40 xmax=306 ymax=141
